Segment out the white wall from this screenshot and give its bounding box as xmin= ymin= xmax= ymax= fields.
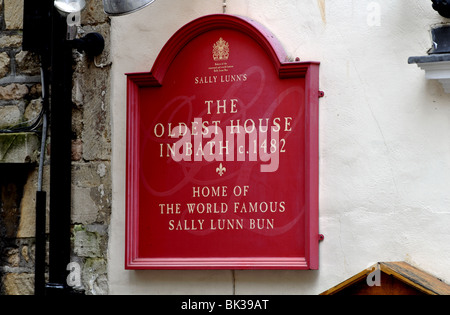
xmin=109 ymin=0 xmax=450 ymax=294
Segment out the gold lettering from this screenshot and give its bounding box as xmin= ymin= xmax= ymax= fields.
xmin=249 ymin=219 xmax=275 ymax=230
xmin=210 ymin=219 xmax=244 ymax=230
xmin=192 ymin=186 xmax=228 ymax=198
xmin=160 ymin=203 xmax=181 ymax=214
xmin=205 ymin=100 xmax=213 ymax=114
xmin=169 ymin=220 xmax=205 ymax=231
xmin=233 ymin=201 xmax=285 ymax=213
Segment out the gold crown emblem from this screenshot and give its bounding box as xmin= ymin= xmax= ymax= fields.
xmin=213 ymin=37 xmax=230 ymax=61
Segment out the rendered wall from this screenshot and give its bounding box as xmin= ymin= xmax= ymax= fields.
xmin=109 ymin=0 xmax=450 ymax=294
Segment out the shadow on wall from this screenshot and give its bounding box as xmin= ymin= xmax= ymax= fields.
xmin=0 ymin=164 xmax=35 ymax=295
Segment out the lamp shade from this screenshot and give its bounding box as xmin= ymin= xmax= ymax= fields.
xmin=54 ymin=0 xmax=86 ymax=15
xmin=103 ymin=0 xmax=155 ymax=16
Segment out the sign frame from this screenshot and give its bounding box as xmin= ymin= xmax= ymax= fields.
xmin=125 ymin=14 xmax=320 ymax=270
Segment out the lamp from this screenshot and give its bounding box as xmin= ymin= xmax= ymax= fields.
xmin=54 ymin=0 xmax=156 ymax=17
xmin=54 ymin=0 xmax=86 ymax=15
xmin=103 ymin=0 xmax=156 ymax=16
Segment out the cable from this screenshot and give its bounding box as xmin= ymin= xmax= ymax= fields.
xmin=0 ymin=63 xmax=49 ymax=188
xmin=38 ymin=65 xmax=49 ymax=192
xmin=0 ymin=107 xmax=45 ymax=134
xmin=0 ymin=63 xmax=47 ymax=134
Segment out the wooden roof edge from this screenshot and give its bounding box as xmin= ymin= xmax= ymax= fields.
xmin=319 ymin=263 xmax=380 ymax=295
xmin=320 ymin=261 xmax=450 ymax=295
xmin=379 ymin=262 xmax=450 ymax=295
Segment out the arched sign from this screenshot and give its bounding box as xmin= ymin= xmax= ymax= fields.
xmin=126 ymin=14 xmax=321 ymax=269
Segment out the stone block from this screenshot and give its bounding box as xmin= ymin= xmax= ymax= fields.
xmin=2 ymin=273 xmax=34 ymax=295
xmin=0 ymin=84 xmax=29 ymax=100
xmin=71 ymin=186 xmax=99 ymax=224
xmin=6 ymin=248 xmax=20 ymax=267
xmin=15 ymin=50 xmax=41 ymax=76
xmin=73 ymin=228 xmax=102 ymax=258
xmin=72 ymin=162 xmax=111 ymax=186
xmin=71 ymin=162 xmax=111 ymax=225
xmin=24 ymin=98 xmax=43 ymax=122
xmin=81 ymin=258 xmax=108 ymax=295
xmin=4 ymin=0 xmax=24 ymax=30
xmin=0 ymin=34 xmax=22 ymax=48
xmin=0 ymin=133 xmax=40 ymax=163
xmin=0 ymin=105 xmax=21 ymax=129
xmin=71 ymin=139 xmax=83 ymax=161
xmin=81 ymin=0 xmax=109 ymax=25
xmin=0 ymin=52 xmax=10 ymax=78
xmin=29 ymin=84 xmax=42 ymax=97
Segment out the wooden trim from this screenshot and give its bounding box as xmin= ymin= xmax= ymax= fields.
xmin=380 ymin=262 xmax=450 ymax=295
xmin=320 ymin=262 xmax=450 ymax=295
xmin=319 ymin=265 xmax=376 ymax=295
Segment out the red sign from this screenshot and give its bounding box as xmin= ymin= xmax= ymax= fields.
xmin=126 ymin=14 xmax=321 ymax=269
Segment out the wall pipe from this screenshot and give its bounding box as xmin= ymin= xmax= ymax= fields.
xmin=44 ymin=5 xmax=76 ymax=295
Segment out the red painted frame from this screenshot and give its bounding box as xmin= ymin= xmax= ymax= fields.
xmin=125 ymin=14 xmax=320 ymax=270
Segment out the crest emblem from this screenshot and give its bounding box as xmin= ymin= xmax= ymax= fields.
xmin=216 ymin=163 xmax=226 ymax=177
xmin=213 ymin=37 xmax=230 ymax=61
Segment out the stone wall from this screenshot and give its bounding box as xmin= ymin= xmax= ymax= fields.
xmin=70 ymin=0 xmax=111 ymax=296
xmin=0 ymin=0 xmax=41 ymax=132
xmin=0 ymin=0 xmax=111 ymax=295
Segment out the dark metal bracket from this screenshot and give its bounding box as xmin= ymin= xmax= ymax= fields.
xmin=71 ymin=32 xmax=105 ymax=57
xmin=432 ymin=0 xmax=450 ymax=18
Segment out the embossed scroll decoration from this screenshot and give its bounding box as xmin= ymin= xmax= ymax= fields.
xmin=126 ymin=14 xmax=321 ymax=270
